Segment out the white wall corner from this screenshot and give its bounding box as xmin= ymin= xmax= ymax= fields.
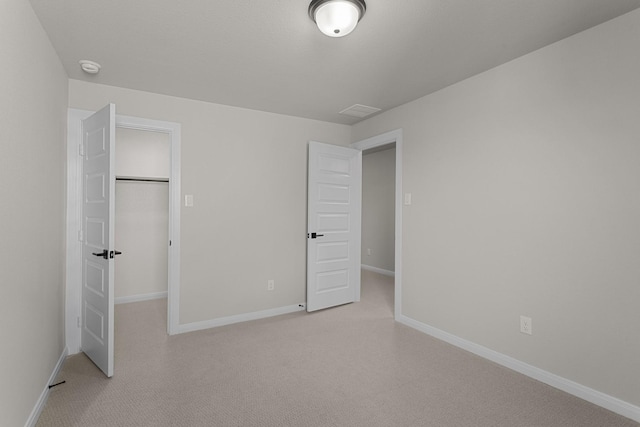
xmin=397 ymin=315 xmax=640 ymax=423
xmin=25 ymin=347 xmax=68 ymax=427
xmin=176 ymin=304 xmax=306 ymax=335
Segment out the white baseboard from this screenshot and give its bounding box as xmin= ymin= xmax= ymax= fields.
xmin=115 ymin=291 xmax=168 ymax=305
xmin=25 ymin=347 xmax=68 ymax=427
xmin=397 ymin=315 xmax=640 ymax=423
xmin=176 ymin=303 xmax=306 ymax=334
xmin=361 ymin=264 xmax=395 ymax=277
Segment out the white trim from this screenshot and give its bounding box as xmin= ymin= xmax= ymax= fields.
xmin=115 ymin=291 xmax=168 ymax=305
xmin=351 ymin=129 xmax=403 ymax=321
xmin=66 ymin=108 xmax=182 ymax=355
xmin=25 ymin=347 xmax=68 ymax=427
xmin=398 ymin=315 xmax=640 ymax=423
xmin=177 ymin=304 xmax=306 ymax=334
xmin=361 ymin=264 xmax=395 ymax=277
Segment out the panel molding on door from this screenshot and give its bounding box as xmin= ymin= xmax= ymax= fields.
xmin=81 ymin=103 xmax=116 ymax=377
xmin=307 ymin=141 xmax=361 ymax=312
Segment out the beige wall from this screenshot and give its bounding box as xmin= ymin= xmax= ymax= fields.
xmin=115 ymin=181 xmax=169 ymax=299
xmin=69 ymin=80 xmax=352 ymax=324
xmin=362 ymin=147 xmax=395 ymax=272
xmin=352 ymin=9 xmax=640 ymax=407
xmin=116 ymin=127 xmax=170 ymax=179
xmin=0 ymin=0 xmax=68 ymax=425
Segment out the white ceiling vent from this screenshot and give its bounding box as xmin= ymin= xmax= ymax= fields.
xmin=339 ymin=104 xmax=381 ymax=118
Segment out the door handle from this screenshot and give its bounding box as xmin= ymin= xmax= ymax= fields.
xmin=109 ymin=250 xmax=122 ymax=259
xmin=309 ymin=232 xmax=324 ymax=239
xmin=92 ymin=249 xmax=109 ymax=259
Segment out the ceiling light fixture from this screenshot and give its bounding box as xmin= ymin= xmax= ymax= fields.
xmin=309 ymin=0 xmax=366 ymax=38
xmin=79 ymin=60 xmax=101 ymax=74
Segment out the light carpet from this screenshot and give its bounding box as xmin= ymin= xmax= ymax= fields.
xmin=37 ymin=270 xmax=638 ymax=426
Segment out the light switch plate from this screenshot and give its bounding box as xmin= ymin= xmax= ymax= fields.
xmin=404 ymin=193 xmax=412 ymax=205
xmin=185 ymin=194 xmax=194 ymax=207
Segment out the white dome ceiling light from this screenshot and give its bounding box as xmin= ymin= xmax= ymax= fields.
xmin=79 ymin=60 xmax=101 ymax=74
xmin=309 ymin=0 xmax=366 ymax=38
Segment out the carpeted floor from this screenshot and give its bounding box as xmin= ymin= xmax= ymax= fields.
xmin=37 ymin=270 xmax=638 ymax=426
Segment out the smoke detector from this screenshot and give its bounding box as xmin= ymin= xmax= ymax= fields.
xmin=79 ymin=60 xmax=101 ymax=74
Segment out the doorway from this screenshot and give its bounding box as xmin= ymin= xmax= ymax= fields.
xmin=361 ymin=144 xmax=396 ymax=313
xmin=114 ymin=128 xmax=170 ymax=305
xmin=351 ymin=129 xmax=403 ymax=319
xmin=66 ymin=109 xmax=182 ymax=357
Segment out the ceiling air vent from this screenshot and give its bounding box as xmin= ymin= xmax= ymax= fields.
xmin=339 ymin=104 xmax=381 ymax=118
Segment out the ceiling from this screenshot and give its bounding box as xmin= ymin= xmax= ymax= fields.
xmin=30 ymin=0 xmax=640 ymax=125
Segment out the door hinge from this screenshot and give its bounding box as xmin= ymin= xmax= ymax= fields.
xmin=78 ymin=143 xmax=84 ymax=156
xmin=78 ymin=230 xmax=83 ymax=242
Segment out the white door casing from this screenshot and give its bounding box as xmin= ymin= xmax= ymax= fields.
xmin=81 ymin=104 xmax=116 ymax=377
xmin=307 ymin=141 xmax=362 ymax=312
xmin=351 ymin=129 xmax=403 ymax=319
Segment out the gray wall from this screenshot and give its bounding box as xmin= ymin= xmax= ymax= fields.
xmin=352 ymin=9 xmax=640 ymax=407
xmin=362 ymin=147 xmax=395 ymax=272
xmin=69 ymin=79 xmax=352 ymax=324
xmin=0 ymin=0 xmax=68 ymax=425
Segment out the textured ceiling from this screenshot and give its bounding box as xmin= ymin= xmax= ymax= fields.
xmin=30 ymin=0 xmax=640 ymax=125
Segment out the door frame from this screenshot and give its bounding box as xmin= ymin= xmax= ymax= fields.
xmin=66 ymin=108 xmax=182 ymax=354
xmin=351 ymin=129 xmax=403 ymax=319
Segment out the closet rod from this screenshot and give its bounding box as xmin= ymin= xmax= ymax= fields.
xmin=116 ymin=177 xmax=169 ymax=183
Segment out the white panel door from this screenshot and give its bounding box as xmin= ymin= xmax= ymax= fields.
xmin=81 ymin=104 xmax=116 ymax=377
xmin=307 ymin=141 xmax=361 ymax=312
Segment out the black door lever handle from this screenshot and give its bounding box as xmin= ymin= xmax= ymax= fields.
xmin=92 ymin=249 xmax=109 ymax=259
xmin=110 ymin=250 xmax=123 ymax=259
xmin=310 ymin=232 xmax=324 ymax=239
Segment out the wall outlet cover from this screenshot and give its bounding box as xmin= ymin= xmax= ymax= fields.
xmin=520 ymin=315 xmax=532 ymax=335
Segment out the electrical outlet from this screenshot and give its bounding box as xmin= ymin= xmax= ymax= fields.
xmin=367 ymin=248 xmax=371 ymax=256
xmin=520 ymin=315 xmax=532 ymax=335
xmin=267 ymin=280 xmax=275 ymax=291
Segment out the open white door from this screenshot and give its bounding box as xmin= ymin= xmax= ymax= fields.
xmin=307 ymin=141 xmax=361 ymax=312
xmin=81 ymin=104 xmax=116 ymax=377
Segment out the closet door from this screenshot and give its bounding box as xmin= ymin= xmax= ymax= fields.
xmin=81 ymin=103 xmax=116 ymax=377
